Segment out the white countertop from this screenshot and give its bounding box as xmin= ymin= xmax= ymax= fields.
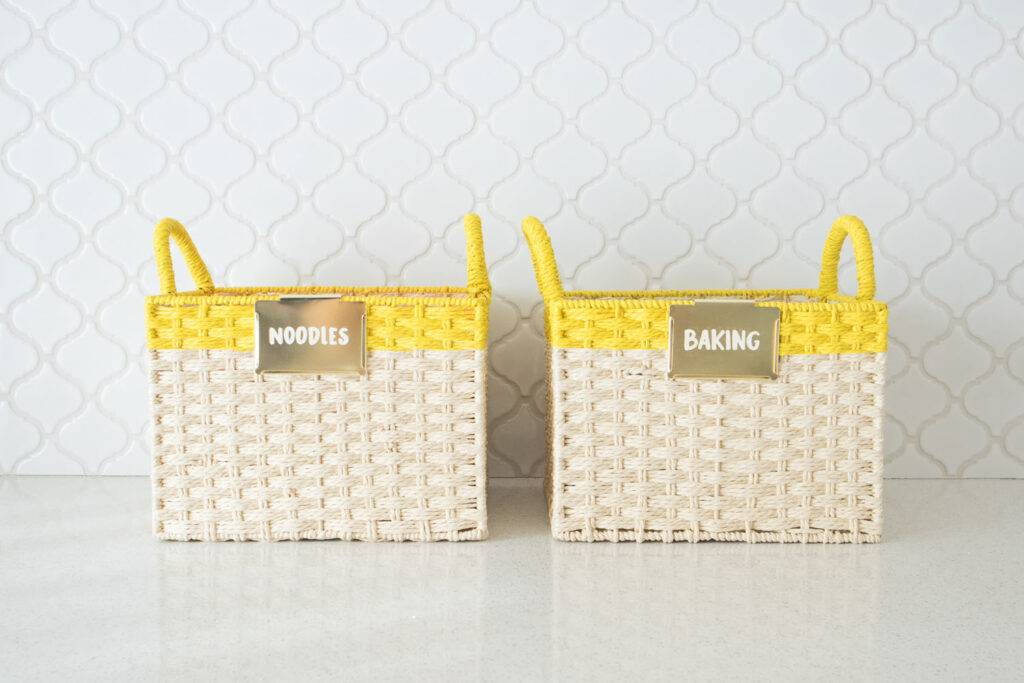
xmin=2 ymin=477 xmax=1022 ymax=682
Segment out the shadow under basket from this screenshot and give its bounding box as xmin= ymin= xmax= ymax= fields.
xmin=523 ymin=216 xmax=887 ymax=543
xmin=146 ymin=216 xmax=490 ymax=541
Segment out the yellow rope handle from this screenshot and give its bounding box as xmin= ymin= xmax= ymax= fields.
xmin=463 ymin=213 xmax=491 ymax=296
xmin=154 ymin=218 xmax=214 ymax=295
xmin=521 ymin=216 xmax=564 ymax=302
xmin=818 ymin=215 xmax=876 ymax=300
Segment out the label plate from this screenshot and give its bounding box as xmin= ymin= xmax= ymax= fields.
xmin=254 ymin=298 xmax=366 ymax=375
xmin=668 ymin=301 xmax=780 ymax=379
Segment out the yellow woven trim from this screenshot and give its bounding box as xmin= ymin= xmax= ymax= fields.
xmin=544 ymin=292 xmax=886 ymax=354
xmin=146 ymin=289 xmax=489 ymax=351
xmin=146 ymin=215 xmax=491 ymax=352
xmin=524 ymin=215 xmax=887 ymax=355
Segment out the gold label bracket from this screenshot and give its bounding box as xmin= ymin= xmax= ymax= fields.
xmin=254 ymin=298 xmax=367 ymax=375
xmin=668 ymin=301 xmax=780 ymax=380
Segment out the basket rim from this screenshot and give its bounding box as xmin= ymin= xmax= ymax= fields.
xmin=554 ymin=287 xmax=886 ymax=311
xmin=146 ymin=285 xmax=489 ymax=307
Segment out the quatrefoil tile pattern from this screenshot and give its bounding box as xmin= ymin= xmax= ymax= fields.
xmin=2 ymin=0 xmax=1023 ymax=477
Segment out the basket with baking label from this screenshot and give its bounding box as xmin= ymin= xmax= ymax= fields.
xmin=523 ymin=216 xmax=886 ymax=543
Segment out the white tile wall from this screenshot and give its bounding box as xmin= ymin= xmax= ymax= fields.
xmin=1 ymin=0 xmax=1022 ymax=477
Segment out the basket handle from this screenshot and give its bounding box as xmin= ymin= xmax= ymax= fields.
xmin=818 ymin=215 xmax=876 ymax=301
xmin=154 ymin=218 xmax=214 ymax=295
xmin=521 ymin=216 xmax=564 ymax=302
xmin=463 ymin=213 xmax=491 ymax=296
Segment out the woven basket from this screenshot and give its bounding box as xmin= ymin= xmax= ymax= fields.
xmin=146 ymin=215 xmax=490 ymax=541
xmin=523 ymin=216 xmax=887 ymax=543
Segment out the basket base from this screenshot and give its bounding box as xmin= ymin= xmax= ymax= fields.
xmin=155 ymin=526 xmax=488 ymax=542
xmin=550 ymin=526 xmax=879 ymax=544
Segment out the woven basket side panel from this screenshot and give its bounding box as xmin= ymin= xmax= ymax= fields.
xmin=544 ymin=344 xmax=556 ymax=521
xmin=549 ymin=348 xmax=884 ymax=543
xmin=150 ymin=349 xmax=487 ymax=541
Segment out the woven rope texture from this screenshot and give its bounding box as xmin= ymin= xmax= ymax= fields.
xmin=548 ymin=349 xmax=884 ymax=543
xmin=546 ymin=295 xmax=886 ymax=354
xmin=146 ymin=215 xmax=490 ymax=353
xmin=147 ymin=293 xmax=488 ymax=352
xmin=523 ymin=215 xmax=887 ymax=355
xmin=150 ymin=349 xmax=487 ymax=542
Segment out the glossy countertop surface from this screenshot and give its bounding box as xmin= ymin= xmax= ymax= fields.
xmin=2 ymin=477 xmax=1022 ymax=682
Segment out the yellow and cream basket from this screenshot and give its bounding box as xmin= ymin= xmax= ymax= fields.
xmin=523 ymin=216 xmax=887 ymax=543
xmin=146 ymin=215 xmax=490 ymax=541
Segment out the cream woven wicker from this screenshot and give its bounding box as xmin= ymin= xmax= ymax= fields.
xmin=524 ymin=216 xmax=887 ymax=543
xmin=146 ymin=215 xmax=490 ymax=541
